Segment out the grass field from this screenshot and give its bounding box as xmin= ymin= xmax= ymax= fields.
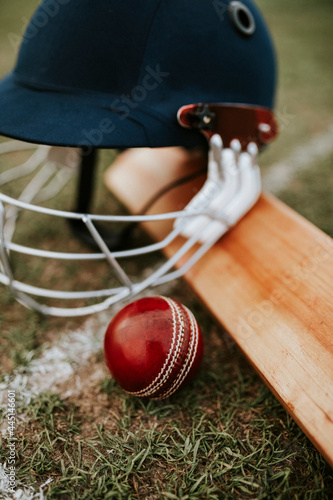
xmin=1 ymin=1 xmax=333 ymax=499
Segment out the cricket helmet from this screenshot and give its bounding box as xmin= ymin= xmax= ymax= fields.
xmin=0 ymin=0 xmax=278 ymax=316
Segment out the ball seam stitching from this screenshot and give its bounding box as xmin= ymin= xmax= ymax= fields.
xmin=127 ymin=296 xmax=182 ymax=397
xmin=156 ymin=305 xmax=199 ymax=399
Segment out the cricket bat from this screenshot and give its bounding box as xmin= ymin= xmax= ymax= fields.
xmin=104 ymin=147 xmax=333 ymax=467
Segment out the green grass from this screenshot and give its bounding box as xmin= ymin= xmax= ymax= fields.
xmin=3 ymin=367 xmax=333 ymax=499
xmin=1 ymin=1 xmax=333 ymax=499
xmin=256 ymin=0 xmax=333 ymax=166
xmin=278 ymin=152 xmax=333 ymax=238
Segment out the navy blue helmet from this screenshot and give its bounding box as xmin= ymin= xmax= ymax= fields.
xmin=0 ymin=0 xmax=277 ymax=149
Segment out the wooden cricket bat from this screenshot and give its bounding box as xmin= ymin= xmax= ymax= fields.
xmin=104 ymin=147 xmax=333 ymax=467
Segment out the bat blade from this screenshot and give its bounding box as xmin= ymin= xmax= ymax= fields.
xmin=105 ymin=147 xmax=333 ymax=467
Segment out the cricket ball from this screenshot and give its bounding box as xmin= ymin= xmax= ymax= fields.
xmin=104 ymin=296 xmax=203 ymax=399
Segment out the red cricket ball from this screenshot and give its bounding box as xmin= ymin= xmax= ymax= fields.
xmin=104 ymin=296 xmax=203 ymax=399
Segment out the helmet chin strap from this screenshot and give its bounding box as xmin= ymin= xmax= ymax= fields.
xmin=175 ymin=134 xmax=261 ymax=242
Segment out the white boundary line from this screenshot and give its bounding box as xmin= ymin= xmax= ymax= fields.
xmin=0 ymin=466 xmax=52 ymax=500
xmin=0 ymin=308 xmax=118 ymax=500
xmin=0 ymin=313 xmax=109 ymax=413
xmin=263 ymin=122 xmax=333 ymax=193
xmin=0 ymin=312 xmax=112 ymax=499
xmin=0 ymin=287 xmax=177 ymax=411
xmin=0 ymin=285 xmax=176 ymax=499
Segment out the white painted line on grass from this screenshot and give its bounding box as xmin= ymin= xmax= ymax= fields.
xmin=0 ymin=466 xmax=52 ymax=500
xmin=0 ymin=285 xmax=177 ymax=413
xmin=0 ymin=282 xmax=176 ymax=499
xmin=0 ymin=312 xmax=111 ymax=499
xmin=0 ymin=307 xmax=119 ymax=500
xmin=263 ymin=123 xmax=333 ymax=193
xmin=0 ymin=313 xmax=109 ymax=414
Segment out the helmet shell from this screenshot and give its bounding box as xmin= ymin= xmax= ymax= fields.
xmin=0 ymin=0 xmax=277 ymax=148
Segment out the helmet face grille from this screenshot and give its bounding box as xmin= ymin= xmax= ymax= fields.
xmin=0 ymin=130 xmax=267 ymax=317
xmin=0 ymin=142 xmax=209 ymax=316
